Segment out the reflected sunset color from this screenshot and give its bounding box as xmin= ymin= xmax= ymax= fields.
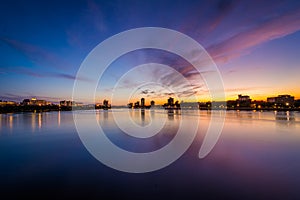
xmin=1 ymin=0 xmax=300 ymax=199
xmin=1 ymin=110 xmax=300 ymax=198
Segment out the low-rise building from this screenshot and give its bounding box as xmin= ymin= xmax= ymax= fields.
xmin=236 ymin=94 xmax=251 ymax=108
xmin=60 ymin=100 xmax=74 ymax=107
xmin=22 ymin=98 xmax=50 ymax=106
xmin=0 ymin=101 xmax=18 ymax=107
xmin=267 ymin=94 xmax=294 ymax=108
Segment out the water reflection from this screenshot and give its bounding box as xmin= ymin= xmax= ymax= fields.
xmin=103 ymin=110 xmax=108 ymax=119
xmin=1 ymin=110 xmax=300 ymax=199
xmin=141 ymin=109 xmax=145 ymax=123
xmin=0 ymin=111 xmax=76 ymax=134
xmin=8 ymin=114 xmax=13 ymax=130
xmin=0 ymin=110 xmax=299 ymax=136
xmin=224 ymin=110 xmax=299 ymax=123
xmin=38 ymin=113 xmax=42 ymax=129
xmin=275 ymin=111 xmax=295 ymax=121
xmin=31 ymin=113 xmax=36 ymax=131
xmin=58 ymin=111 xmax=61 ymax=127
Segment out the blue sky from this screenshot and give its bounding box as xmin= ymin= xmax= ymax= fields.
xmin=1 ymin=0 xmax=300 ymax=105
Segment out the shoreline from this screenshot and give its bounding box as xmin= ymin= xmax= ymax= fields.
xmin=1 ymin=106 xmax=299 ymax=114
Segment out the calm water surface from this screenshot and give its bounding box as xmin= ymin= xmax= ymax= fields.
xmin=0 ymin=110 xmax=300 ymax=199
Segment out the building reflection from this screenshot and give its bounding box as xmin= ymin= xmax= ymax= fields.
xmin=31 ymin=114 xmax=36 ymax=131
xmin=38 ymin=113 xmax=42 ymax=129
xmin=141 ymin=109 xmax=145 ymax=122
xmin=8 ymin=114 xmax=13 ymax=130
xmin=57 ymin=111 xmax=61 ymax=127
xmin=167 ymin=110 xmax=174 ymax=120
xmin=103 ymin=110 xmax=108 ymax=120
xmin=275 ymin=111 xmax=295 ymax=121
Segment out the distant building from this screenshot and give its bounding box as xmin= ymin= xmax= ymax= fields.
xmin=236 ymin=94 xmax=251 ymax=108
xmin=127 ymin=103 xmax=133 ymax=108
xmin=226 ymin=100 xmax=237 ymax=109
xmin=251 ymin=100 xmax=264 ymax=109
xmin=267 ymin=97 xmax=276 ymax=103
xmin=164 ymin=97 xmax=180 ymax=109
xmin=150 ymin=100 xmax=155 ymax=106
xmin=102 ymin=99 xmax=111 ymax=109
xmin=60 ymin=100 xmax=74 ymax=107
xmin=23 ymin=98 xmax=49 ymax=106
xmin=167 ymin=97 xmax=174 ymax=106
xmin=237 ymin=94 xmax=250 ymax=101
xmin=134 ymin=101 xmax=140 ymax=108
xmin=276 ymin=95 xmax=294 ymax=107
xmin=267 ymin=94 xmax=294 ymax=108
xmin=295 ymin=99 xmax=300 ymax=108
xmin=103 ymin=99 xmax=109 ymax=107
xmin=22 ymin=99 xmax=31 ymax=105
xmin=141 ymin=98 xmax=145 ymax=107
xmin=0 ymin=101 xmax=18 ymax=107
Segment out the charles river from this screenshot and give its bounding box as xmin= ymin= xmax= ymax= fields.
xmin=0 ymin=109 xmax=300 ymax=199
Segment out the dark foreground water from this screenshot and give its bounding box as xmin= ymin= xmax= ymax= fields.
xmin=0 ymin=110 xmax=300 ymax=199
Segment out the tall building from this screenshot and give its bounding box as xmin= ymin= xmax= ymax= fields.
xmin=103 ymin=99 xmax=109 ymax=107
xmin=167 ymin=97 xmax=174 ymax=106
xmin=141 ymin=98 xmax=145 ymax=107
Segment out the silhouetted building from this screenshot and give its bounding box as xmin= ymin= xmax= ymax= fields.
xmin=295 ymin=99 xmax=300 ymax=108
xmin=102 ymin=99 xmax=111 ymax=109
xmin=267 ymin=94 xmax=294 ymax=108
xmin=226 ymin=100 xmax=237 ymax=109
xmin=251 ymin=100 xmax=264 ymax=109
xmin=267 ymin=97 xmax=276 ymax=103
xmin=237 ymin=94 xmax=250 ymax=101
xmin=103 ymin=99 xmax=109 ymax=107
xmin=164 ymin=97 xmax=180 ymax=109
xmin=60 ymin=100 xmax=74 ymax=107
xmin=0 ymin=101 xmax=17 ymax=107
xmin=23 ymin=98 xmax=49 ymax=106
xmin=150 ymin=100 xmax=155 ymax=106
xmin=134 ymin=101 xmax=140 ymax=108
xmin=127 ymin=103 xmax=133 ymax=108
xmin=22 ymin=99 xmax=31 ymax=105
xmin=141 ymin=98 xmax=145 ymax=107
xmin=276 ymin=95 xmax=294 ymax=107
xmin=167 ymin=97 xmax=174 ymax=106
xmin=236 ymin=94 xmax=251 ymax=108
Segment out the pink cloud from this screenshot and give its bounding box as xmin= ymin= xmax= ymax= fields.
xmin=206 ymin=7 xmax=300 ymax=64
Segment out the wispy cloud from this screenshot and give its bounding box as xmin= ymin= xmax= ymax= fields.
xmin=205 ymin=2 xmax=300 ymax=64
xmin=139 ymin=1 xmax=300 ymax=99
xmin=0 ymin=66 xmax=91 ymax=82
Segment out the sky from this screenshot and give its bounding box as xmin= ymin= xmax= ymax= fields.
xmin=1 ymin=0 xmax=300 ymax=105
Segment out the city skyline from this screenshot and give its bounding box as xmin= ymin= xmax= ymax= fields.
xmin=1 ymin=93 xmax=299 ymax=107
xmin=1 ymin=1 xmax=300 ymax=105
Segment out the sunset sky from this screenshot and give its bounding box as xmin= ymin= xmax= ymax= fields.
xmin=1 ymin=0 xmax=300 ymax=105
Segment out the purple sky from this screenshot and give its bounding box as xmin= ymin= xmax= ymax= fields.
xmin=0 ymin=0 xmax=300 ymax=104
